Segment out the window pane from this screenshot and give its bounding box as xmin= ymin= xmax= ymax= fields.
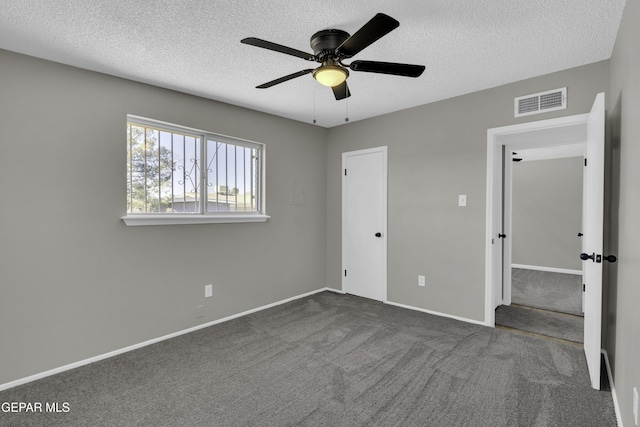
xmin=127 ymin=125 xmax=149 ymax=213
xmin=127 ymin=117 xmax=262 ymax=216
xmin=126 ymin=123 xmax=200 ymax=214
xmin=207 ymin=139 xmax=227 ymax=213
xmin=206 ymin=139 xmax=259 ymax=213
xmin=174 ymin=135 xmax=201 ymax=213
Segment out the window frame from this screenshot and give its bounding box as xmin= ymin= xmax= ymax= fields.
xmin=122 ymin=115 xmax=269 ymax=226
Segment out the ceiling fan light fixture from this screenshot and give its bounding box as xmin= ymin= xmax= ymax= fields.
xmin=313 ymin=65 xmax=348 ymax=87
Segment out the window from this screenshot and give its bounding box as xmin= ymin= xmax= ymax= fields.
xmin=122 ymin=116 xmax=268 ymax=226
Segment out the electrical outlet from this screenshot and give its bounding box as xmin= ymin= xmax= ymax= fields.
xmin=418 ymin=275 xmax=426 ymax=287
xmin=633 ymin=386 xmax=638 ymax=425
xmin=205 ymin=284 xmax=213 ymax=298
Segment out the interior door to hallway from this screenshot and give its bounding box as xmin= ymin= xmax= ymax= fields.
xmin=582 ymin=92 xmax=605 ymax=390
xmin=342 ymin=146 xmax=387 ymax=302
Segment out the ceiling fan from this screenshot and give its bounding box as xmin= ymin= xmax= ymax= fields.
xmin=241 ymin=13 xmax=426 ymax=100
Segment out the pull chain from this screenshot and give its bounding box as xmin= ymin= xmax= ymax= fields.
xmin=345 ymin=97 xmax=349 ymax=122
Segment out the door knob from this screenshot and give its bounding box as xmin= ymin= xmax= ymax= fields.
xmin=580 ymin=253 xmax=595 ymax=261
xmin=498 ymin=233 xmax=507 ymax=239
xmin=581 ymin=253 xmax=617 ymax=263
xmin=375 ymin=232 xmax=382 ymax=238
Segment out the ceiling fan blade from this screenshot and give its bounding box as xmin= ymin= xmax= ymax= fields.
xmin=332 ymin=81 xmax=351 ymax=100
xmin=336 ymin=13 xmax=399 ymax=58
xmin=256 ymin=69 xmax=315 ymax=89
xmin=349 ymin=60 xmax=425 ymax=77
xmin=241 ymin=37 xmax=315 ymax=61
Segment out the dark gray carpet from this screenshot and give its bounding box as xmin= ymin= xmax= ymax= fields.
xmin=0 ymin=292 xmax=616 ymax=427
xmin=512 ymin=268 xmax=583 ymax=315
xmin=496 ymin=304 xmax=584 ymax=344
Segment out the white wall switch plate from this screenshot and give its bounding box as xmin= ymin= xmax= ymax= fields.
xmin=205 ymin=284 xmax=213 ymax=298
xmin=418 ymin=275 xmax=426 ymax=287
xmin=458 ymin=195 xmax=467 ymax=207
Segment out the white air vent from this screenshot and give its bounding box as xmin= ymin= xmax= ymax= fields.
xmin=514 ymin=87 xmax=567 ymax=117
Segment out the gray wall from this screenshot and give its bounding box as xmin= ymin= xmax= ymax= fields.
xmin=326 ymin=61 xmax=609 ymax=323
xmin=0 ymin=49 xmax=327 ymax=385
xmin=512 ymin=157 xmax=583 ymax=271
xmin=608 ymin=1 xmax=640 ymax=426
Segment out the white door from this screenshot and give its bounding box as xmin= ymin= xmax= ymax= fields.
xmin=581 ymin=158 xmax=588 ymax=315
xmin=342 ymin=146 xmax=387 ymax=302
xmin=582 ymin=92 xmax=605 ymax=390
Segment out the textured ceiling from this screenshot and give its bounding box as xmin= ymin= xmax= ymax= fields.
xmin=0 ymin=0 xmax=626 ymax=128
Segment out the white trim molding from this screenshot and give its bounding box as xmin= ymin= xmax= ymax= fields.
xmin=385 ymin=300 xmax=486 ymax=327
xmin=602 ymin=349 xmax=624 ymax=427
xmin=122 ymin=214 xmax=270 ymax=226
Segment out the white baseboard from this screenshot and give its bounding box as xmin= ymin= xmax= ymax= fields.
xmin=0 ymin=287 xmax=331 ymax=392
xmin=602 ymin=349 xmax=624 ymax=427
xmin=328 ymin=288 xmax=485 ymax=327
xmin=385 ymin=300 xmax=486 ymax=326
xmin=511 ymin=263 xmax=582 ymax=276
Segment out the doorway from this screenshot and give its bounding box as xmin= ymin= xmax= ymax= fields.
xmin=485 ymin=92 xmax=605 ymax=390
xmin=342 ymin=146 xmax=388 ymax=302
xmin=497 ymin=150 xmax=585 ymax=344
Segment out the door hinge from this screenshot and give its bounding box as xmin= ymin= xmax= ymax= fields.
xmin=584 ymin=158 xmax=587 ymax=167
xmin=344 ymin=169 xmax=347 ymax=176
xmin=344 ymin=269 xmax=347 ymax=277
xmin=583 ymin=284 xmax=586 ymax=292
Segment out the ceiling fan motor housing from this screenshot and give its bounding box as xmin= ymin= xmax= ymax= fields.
xmin=310 ymin=29 xmax=350 ymax=60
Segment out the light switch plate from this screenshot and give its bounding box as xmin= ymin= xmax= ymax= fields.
xmin=205 ymin=284 xmax=213 ymax=298
xmin=458 ymin=195 xmax=467 ymax=207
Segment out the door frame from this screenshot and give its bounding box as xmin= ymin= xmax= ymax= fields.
xmin=342 ymin=146 xmax=388 ymax=302
xmin=485 ymin=113 xmax=590 ymax=326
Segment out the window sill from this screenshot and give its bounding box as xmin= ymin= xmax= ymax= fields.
xmin=121 ymin=214 xmax=270 ymax=226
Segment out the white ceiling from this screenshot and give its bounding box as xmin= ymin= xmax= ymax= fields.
xmin=0 ymin=0 xmax=626 ymax=128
